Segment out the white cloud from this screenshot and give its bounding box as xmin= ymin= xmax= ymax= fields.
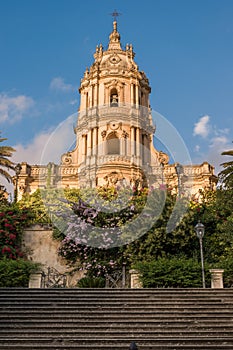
xmin=193 ymin=134 xmax=232 ymax=175
xmin=209 ymin=136 xmax=229 ymax=148
xmin=206 ymin=136 xmax=232 ymax=174
xmin=0 ymin=93 xmax=34 ymax=124
xmin=50 ymin=77 xmax=73 ymax=92
xmin=12 ymin=114 xmax=77 ymax=165
xmin=193 ymin=115 xmax=210 ymax=138
xmin=192 ymin=114 xmax=233 ymax=174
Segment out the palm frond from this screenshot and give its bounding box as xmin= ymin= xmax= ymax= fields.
xmin=0 ymin=132 xmax=16 ymax=183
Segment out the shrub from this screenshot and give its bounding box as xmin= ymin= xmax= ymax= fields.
xmin=134 ymin=257 xmax=211 ymax=288
xmin=77 ymin=276 xmax=105 ymax=288
xmin=0 ymin=258 xmax=40 ymax=287
xmin=214 ymin=256 xmax=233 ymax=288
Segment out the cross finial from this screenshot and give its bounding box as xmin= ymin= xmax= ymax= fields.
xmin=110 ymin=9 xmax=122 ymax=21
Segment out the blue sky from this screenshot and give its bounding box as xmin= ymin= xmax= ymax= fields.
xmin=0 ymin=0 xmax=233 ymax=177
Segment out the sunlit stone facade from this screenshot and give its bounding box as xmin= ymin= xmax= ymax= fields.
xmin=15 ymin=21 xmax=217 ymax=200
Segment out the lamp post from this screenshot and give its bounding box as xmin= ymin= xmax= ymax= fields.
xmin=175 ymin=163 xmax=183 ymax=199
xmin=195 ymin=221 xmax=205 ymax=288
xmin=14 ymin=163 xmax=22 ymax=202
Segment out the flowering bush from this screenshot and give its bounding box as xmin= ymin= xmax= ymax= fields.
xmin=0 ymin=206 xmax=34 ymax=259
xmin=56 ymin=186 xmax=151 ymax=277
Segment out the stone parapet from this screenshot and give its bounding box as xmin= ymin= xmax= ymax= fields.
xmin=209 ymin=269 xmax=224 ymax=288
xmin=129 ymin=269 xmax=142 ymax=288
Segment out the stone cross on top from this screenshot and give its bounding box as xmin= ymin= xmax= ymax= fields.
xmin=110 ymin=9 xmax=122 ymax=21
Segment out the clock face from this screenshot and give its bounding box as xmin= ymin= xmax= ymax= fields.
xmin=109 ymin=121 xmax=119 ymax=130
xmin=109 ymin=54 xmax=121 ymax=65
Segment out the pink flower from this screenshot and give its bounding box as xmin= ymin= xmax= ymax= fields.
xmin=9 ymin=234 xmax=16 ymax=240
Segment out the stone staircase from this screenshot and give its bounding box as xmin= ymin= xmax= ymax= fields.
xmin=1 ymin=288 xmax=233 ymax=349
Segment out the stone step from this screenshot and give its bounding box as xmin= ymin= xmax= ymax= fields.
xmin=1 ymin=321 xmax=233 ymax=329
xmin=2 ymin=287 xmax=233 ymax=292
xmin=0 ymin=310 xmax=233 ymax=322
xmin=1 ymin=289 xmax=233 ymax=349
xmin=2 ymin=308 xmax=232 ymax=315
xmin=2 ymin=289 xmax=233 ymax=297
xmin=1 ymin=337 xmax=233 ymax=349
xmin=1 ymin=296 xmax=232 ymax=302
xmin=1 ymin=294 xmax=231 ymax=300
xmin=2 ymin=315 xmax=233 ymax=321
xmin=2 ymin=328 xmax=233 ymax=335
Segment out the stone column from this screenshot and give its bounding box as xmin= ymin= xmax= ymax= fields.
xmin=92 ymin=127 xmax=97 ymax=155
xmin=100 ymin=131 xmax=106 ymax=157
xmin=135 ymin=84 xmax=139 ymax=108
xmin=29 ymin=273 xmax=42 ymax=288
xmin=105 ymin=87 xmax=109 ymax=105
xmin=94 ymin=83 xmax=98 ymax=106
xmin=209 ymin=269 xmax=224 ymax=288
xmin=87 ymin=130 xmax=92 ymax=157
xmin=82 ymin=135 xmax=87 ymax=162
xmin=136 ymin=127 xmax=140 ymax=157
xmin=89 ymin=86 xmax=93 ymax=107
xmin=119 ymin=85 xmax=123 ymax=105
xmin=80 ymin=92 xmax=85 ymax=111
xmin=130 ymin=127 xmax=135 ymax=156
xmin=86 ymin=92 xmax=89 ymax=110
xmin=130 ymin=84 xmax=134 ymax=105
xmin=129 ymin=269 xmax=142 ymax=289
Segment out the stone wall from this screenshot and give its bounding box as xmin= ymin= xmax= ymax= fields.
xmin=22 ymin=225 xmax=83 ymax=287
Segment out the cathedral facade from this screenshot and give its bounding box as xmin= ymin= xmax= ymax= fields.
xmin=15 ymin=20 xmax=217 ymax=199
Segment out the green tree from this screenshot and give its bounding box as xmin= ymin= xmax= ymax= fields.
xmin=122 ymin=193 xmax=199 ymax=265
xmin=17 ymin=186 xmax=233 ymax=287
xmin=201 ymin=187 xmax=233 ymax=263
xmin=219 ymin=146 xmax=233 ymax=188
xmin=0 ymin=133 xmax=15 ymax=183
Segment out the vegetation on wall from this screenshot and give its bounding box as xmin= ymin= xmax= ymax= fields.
xmin=0 ymin=199 xmax=34 ymax=260
xmin=0 ymin=195 xmax=39 ymax=287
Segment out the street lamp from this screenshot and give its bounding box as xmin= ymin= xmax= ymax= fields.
xmin=195 ymin=221 xmax=205 ymax=288
xmin=175 ymin=163 xmax=183 ymax=198
xmin=14 ymin=163 xmax=22 ymax=202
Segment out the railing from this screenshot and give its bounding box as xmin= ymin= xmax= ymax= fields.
xmin=98 ymin=154 xmax=131 ymax=164
xmin=78 ymin=104 xmax=151 ymax=124
xmin=41 ymin=267 xmax=67 ymax=288
xmin=105 ymin=264 xmax=127 ymax=288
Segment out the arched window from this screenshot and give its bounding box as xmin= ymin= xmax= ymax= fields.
xmin=107 ymin=132 xmax=120 ymax=154
xmin=110 ymin=88 xmax=118 ymax=107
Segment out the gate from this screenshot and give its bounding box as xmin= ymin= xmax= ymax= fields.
xmin=105 ymin=263 xmax=128 ymax=288
xmin=41 ymin=267 xmax=67 ymax=288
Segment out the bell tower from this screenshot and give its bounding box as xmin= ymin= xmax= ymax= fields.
xmin=61 ymin=19 xmax=162 ymax=188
